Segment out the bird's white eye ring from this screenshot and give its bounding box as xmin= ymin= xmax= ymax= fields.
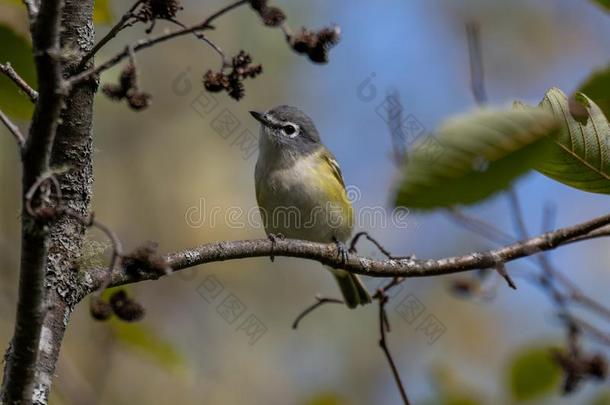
xmin=283 ymin=124 xmax=297 ymax=136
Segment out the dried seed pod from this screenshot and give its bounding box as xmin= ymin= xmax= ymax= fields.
xmin=90 ymin=297 xmax=113 ymax=321
xmin=140 ymin=0 xmax=183 ymax=22
xmin=261 ymin=6 xmax=286 ymax=27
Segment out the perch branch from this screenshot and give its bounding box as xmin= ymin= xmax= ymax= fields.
xmin=82 ymin=211 xmax=610 ymax=293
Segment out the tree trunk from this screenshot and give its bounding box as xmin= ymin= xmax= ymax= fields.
xmin=33 ymin=1 xmax=97 ymax=402
xmin=1 ymin=1 xmax=96 ymax=403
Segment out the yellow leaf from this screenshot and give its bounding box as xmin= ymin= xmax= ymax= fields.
xmin=93 ymin=0 xmax=113 ymax=25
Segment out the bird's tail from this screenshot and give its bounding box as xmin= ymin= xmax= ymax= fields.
xmin=329 ymin=268 xmax=372 ymax=309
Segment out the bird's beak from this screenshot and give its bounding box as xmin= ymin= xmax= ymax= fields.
xmin=249 ymin=111 xmax=269 ymax=126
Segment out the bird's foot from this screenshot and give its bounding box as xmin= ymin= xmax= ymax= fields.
xmin=333 ymin=237 xmax=349 ymax=266
xmin=268 ymin=233 xmax=285 ymax=262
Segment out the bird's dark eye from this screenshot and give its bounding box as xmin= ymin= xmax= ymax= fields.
xmin=283 ymin=124 xmax=297 ymax=135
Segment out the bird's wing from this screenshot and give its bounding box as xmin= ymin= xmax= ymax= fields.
xmin=321 ymin=151 xmax=346 ymax=190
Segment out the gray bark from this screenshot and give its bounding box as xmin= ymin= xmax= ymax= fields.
xmin=32 ymin=1 xmax=97 ymax=403
xmin=1 ymin=1 xmax=95 ymax=403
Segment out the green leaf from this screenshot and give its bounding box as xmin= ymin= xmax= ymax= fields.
xmin=93 ymin=0 xmax=113 ymax=25
xmin=591 ymin=0 xmax=610 ymax=12
xmin=507 ymin=346 xmax=562 ymax=401
xmin=110 ymin=319 xmax=185 ymax=372
xmin=0 ymin=24 xmax=36 ymax=119
xmin=578 ymin=65 xmax=610 ymax=119
xmin=535 ymin=88 xmax=610 ymax=194
xmin=394 ymin=108 xmax=558 ymax=209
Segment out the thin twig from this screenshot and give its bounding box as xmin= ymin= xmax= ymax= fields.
xmin=280 ymin=22 xmax=293 ymax=42
xmin=78 ymin=1 xmax=144 ymax=68
xmin=495 ymin=263 xmax=517 ymax=289
xmin=349 ymin=231 xmax=412 ymax=260
xmin=382 ymin=277 xmax=405 ymax=295
xmin=0 ymin=63 xmax=38 ymax=102
xmin=571 ymin=291 xmax=610 ymax=323
xmin=448 ymin=206 xmax=610 ymax=329
xmin=350 ymin=231 xmax=393 ymax=257
xmin=542 ymin=202 xmax=557 ymax=233
xmin=291 ymin=296 xmax=344 ymax=329
xmin=384 ymin=91 xmax=408 ymax=165
xmin=465 ymin=22 xmax=487 ymax=105
xmin=24 ymin=171 xmax=62 ymax=217
xmin=506 ymin=190 xmax=565 ymax=297
xmin=456 ymin=189 xmax=610 ymax=348
xmin=0 ymin=109 xmax=25 ymax=148
xmin=507 ymin=188 xmax=529 ymax=239
xmin=167 ymin=18 xmax=230 ymax=69
xmin=563 ymin=316 xmax=610 ymax=346
xmin=445 ymin=208 xmax=513 ymax=245
xmin=22 ymin=0 xmax=38 ymax=20
xmin=377 ymin=291 xmax=410 ymax=405
xmin=88 ymin=216 xmax=123 ymax=273
xmin=548 ymin=265 xmax=610 ymax=323
xmin=67 ymin=0 xmax=249 ymax=87
xmin=126 ymin=45 xmax=139 ymax=86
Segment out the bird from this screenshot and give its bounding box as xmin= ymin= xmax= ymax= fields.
xmin=250 ymin=105 xmax=372 ymax=308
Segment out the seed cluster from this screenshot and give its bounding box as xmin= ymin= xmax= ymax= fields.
xmin=138 ymin=0 xmax=183 ymax=22
xmin=102 ymin=64 xmax=152 ymax=111
xmin=290 ymin=26 xmax=341 ymax=64
xmin=203 ymin=51 xmax=263 ymax=100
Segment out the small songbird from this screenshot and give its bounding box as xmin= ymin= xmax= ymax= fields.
xmin=250 ymin=105 xmax=371 ymax=308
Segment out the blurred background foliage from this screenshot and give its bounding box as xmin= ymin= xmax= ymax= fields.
xmin=1 ymin=0 xmax=610 ymax=404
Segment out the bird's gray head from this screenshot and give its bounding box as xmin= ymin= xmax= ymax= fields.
xmin=250 ymin=105 xmax=321 ymax=156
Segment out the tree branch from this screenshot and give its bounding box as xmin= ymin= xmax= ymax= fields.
xmin=77 ymin=0 xmax=143 ymax=68
xmin=0 ymin=109 xmax=25 ymax=148
xmin=22 ymin=0 xmax=38 ymax=22
xmin=466 ymin=22 xmax=487 ymax=106
xmin=377 ymin=290 xmax=410 ymax=404
xmin=81 ymin=212 xmax=610 ymax=293
xmin=0 ymin=63 xmax=38 ymax=102
xmin=67 ymin=0 xmax=249 ymax=88
xmin=291 ymin=296 xmax=343 ymax=329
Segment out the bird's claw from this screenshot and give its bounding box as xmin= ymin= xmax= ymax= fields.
xmin=333 ymin=238 xmax=349 ymax=266
xmin=268 ymin=233 xmax=285 ymax=262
